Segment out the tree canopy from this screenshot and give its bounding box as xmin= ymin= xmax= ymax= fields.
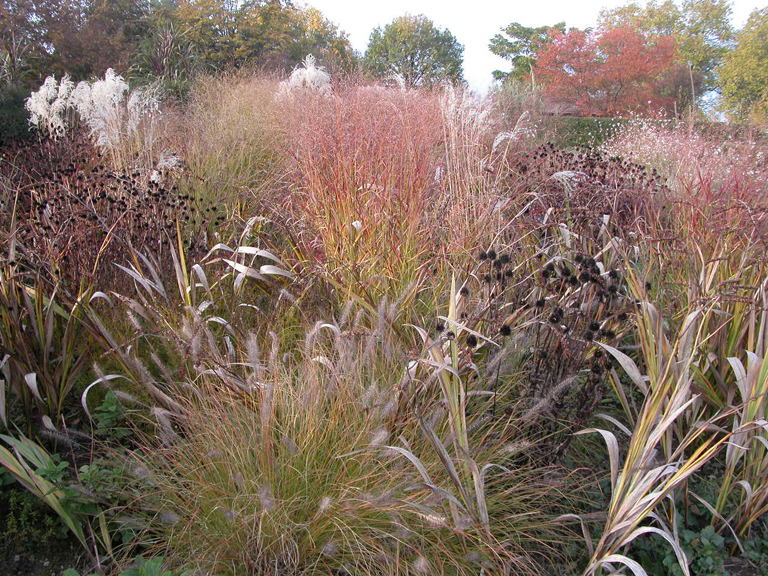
xmin=364 ymin=14 xmax=463 ymax=87
xmin=489 ymin=21 xmax=566 ymax=84
xmin=535 ymin=25 xmax=679 ymax=116
xmin=598 ymin=0 xmax=733 ymax=92
xmin=0 ymin=0 xmax=355 ymax=88
xmin=717 ymin=7 xmax=768 ymax=121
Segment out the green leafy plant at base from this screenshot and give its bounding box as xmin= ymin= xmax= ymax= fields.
xmin=633 ymin=525 xmax=727 ymax=576
xmin=0 ymin=433 xmax=114 ymax=569
xmin=64 ymin=555 xmax=192 ymax=576
xmin=93 ymin=391 xmax=132 ymax=440
xmin=742 ymin=523 xmax=768 ymax=576
xmin=1 ymin=487 xmax=70 ymax=550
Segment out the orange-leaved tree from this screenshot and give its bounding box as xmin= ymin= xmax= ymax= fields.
xmin=535 ymin=25 xmax=679 ymax=116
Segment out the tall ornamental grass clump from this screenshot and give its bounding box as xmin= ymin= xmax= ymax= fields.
xmin=175 ymin=73 xmax=286 ymax=212
xmin=278 ymin=83 xmax=445 ymax=300
xmin=602 ymin=120 xmax=768 ymax=241
xmin=95 ymin=251 xmax=569 ymax=576
xmin=276 ymin=80 xmax=537 ymax=307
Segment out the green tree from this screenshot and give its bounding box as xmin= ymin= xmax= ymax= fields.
xmin=488 ymin=21 xmax=566 ymax=84
xmin=717 ymin=8 xmax=768 ymax=122
xmin=288 ymin=7 xmax=356 ymax=73
xmin=599 ymin=0 xmax=733 ymax=91
xmin=173 ymin=0 xmax=353 ymax=72
xmin=364 ymin=14 xmax=463 ymax=87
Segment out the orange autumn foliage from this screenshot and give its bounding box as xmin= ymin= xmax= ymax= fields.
xmin=535 ymin=25 xmax=679 ymax=116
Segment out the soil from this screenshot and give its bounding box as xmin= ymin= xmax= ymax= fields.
xmin=0 ymin=485 xmax=93 ymax=576
xmin=0 ymin=539 xmax=89 ymax=576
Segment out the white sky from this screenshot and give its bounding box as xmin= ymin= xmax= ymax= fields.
xmin=299 ymin=0 xmax=764 ymax=92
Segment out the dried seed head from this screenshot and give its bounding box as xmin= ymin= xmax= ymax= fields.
xmin=158 ymin=510 xmax=181 ymax=525
xmin=318 ymin=496 xmax=332 ymax=513
xmin=413 ymin=556 xmax=429 ymax=574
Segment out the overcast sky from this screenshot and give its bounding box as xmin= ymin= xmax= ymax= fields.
xmin=299 ymin=0 xmax=764 ymax=92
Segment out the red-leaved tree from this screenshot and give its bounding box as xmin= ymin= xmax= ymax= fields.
xmin=535 ymin=26 xmax=679 ymax=116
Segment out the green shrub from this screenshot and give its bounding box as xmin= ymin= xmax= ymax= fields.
xmin=0 ymin=83 xmax=32 ymax=146
xmin=550 ymin=116 xmax=629 ymax=148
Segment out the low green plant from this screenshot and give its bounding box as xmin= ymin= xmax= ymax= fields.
xmin=0 ymin=433 xmax=113 ymax=566
xmin=633 ymin=525 xmax=727 ymax=576
xmin=64 ymin=555 xmax=192 ymax=576
xmin=742 ymin=524 xmax=768 ymax=576
xmin=0 ymin=487 xmax=70 ymax=550
xmin=93 ymin=391 xmax=132 ymax=440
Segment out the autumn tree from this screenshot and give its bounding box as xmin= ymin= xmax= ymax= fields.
xmin=599 ymin=0 xmax=733 ymax=93
xmin=489 ymin=21 xmax=566 ymax=84
xmin=717 ymin=8 xmax=768 ymax=122
xmin=172 ymin=0 xmax=354 ymax=72
xmin=0 ymin=0 xmax=151 ymax=83
xmin=364 ymin=14 xmax=463 ymax=87
xmin=535 ymin=25 xmax=679 ymax=116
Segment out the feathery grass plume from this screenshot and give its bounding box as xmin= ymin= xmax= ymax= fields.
xmin=67 ymin=69 xmax=162 ymax=169
xmin=96 ymin=278 xmax=567 ymax=574
xmin=278 ymin=54 xmax=332 ymax=97
xmin=492 ymin=110 xmax=534 ymax=153
xmin=25 ymin=75 xmax=74 ymax=138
